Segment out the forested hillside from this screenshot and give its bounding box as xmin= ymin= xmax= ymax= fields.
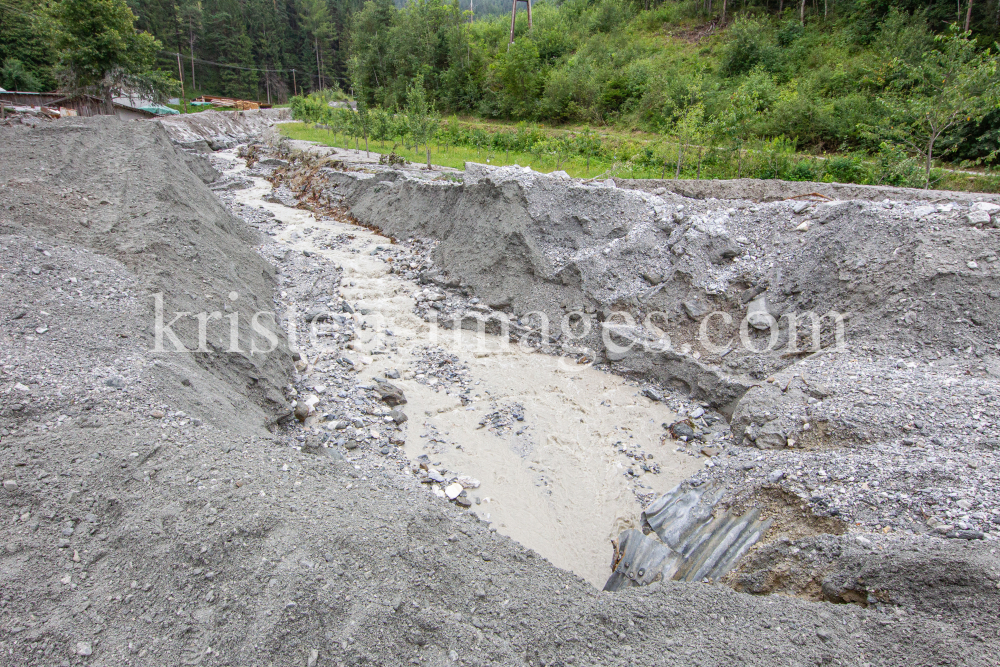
xmin=3 ymin=0 xmax=1000 ymax=176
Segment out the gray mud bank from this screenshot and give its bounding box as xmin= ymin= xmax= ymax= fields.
xmin=0 ymin=112 xmax=998 ymax=666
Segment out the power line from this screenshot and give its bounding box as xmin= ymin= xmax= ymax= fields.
xmin=160 ymin=51 xmax=296 ymax=75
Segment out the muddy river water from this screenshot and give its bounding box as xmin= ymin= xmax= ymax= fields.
xmin=228 ymin=152 xmax=701 ymax=587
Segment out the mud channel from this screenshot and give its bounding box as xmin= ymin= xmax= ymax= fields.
xmin=225 ymin=154 xmax=702 ymax=587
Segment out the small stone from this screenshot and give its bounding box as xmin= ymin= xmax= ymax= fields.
xmin=795 ymin=221 xmax=810 ymax=232
xmin=700 ymin=446 xmax=720 ymax=458
xmin=967 ymin=260 xmax=979 ymax=269
xmin=965 ymin=210 xmax=991 ymax=226
xmin=307 ymin=649 xmax=319 ymax=667
xmin=767 ymin=469 xmax=785 ymax=483
xmin=388 ymin=409 xmax=408 ymax=424
xmin=947 ymin=529 xmax=985 ymax=540
xmin=35 ymin=326 xmax=49 ymax=334
xmin=2 ymin=479 xmax=17 ymax=491
xmin=791 ymin=201 xmax=810 ymax=214
xmin=642 ymin=387 xmax=664 ymax=402
xmin=150 ymin=410 xmax=165 ymax=419
xmin=668 ymin=420 xmax=697 ymax=440
xmin=76 ymin=642 xmax=92 ymax=656
xmin=374 ymin=380 xmax=406 ymax=406
xmin=682 ymin=300 xmax=707 ymax=319
xmin=385 ymin=369 xmax=401 ymax=379
xmin=445 ymin=483 xmax=464 ymax=500
xmin=689 ymin=407 xmax=705 ymax=419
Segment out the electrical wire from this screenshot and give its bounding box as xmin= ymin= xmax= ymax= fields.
xmin=159 ymin=51 xmax=296 ymax=74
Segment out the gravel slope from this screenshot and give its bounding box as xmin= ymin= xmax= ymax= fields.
xmin=0 ymin=115 xmax=997 ymax=666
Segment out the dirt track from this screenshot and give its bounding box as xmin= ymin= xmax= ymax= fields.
xmin=1 ymin=111 xmax=999 ymax=666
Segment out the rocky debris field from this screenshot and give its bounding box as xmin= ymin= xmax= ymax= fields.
xmin=0 ymin=111 xmax=999 ymax=666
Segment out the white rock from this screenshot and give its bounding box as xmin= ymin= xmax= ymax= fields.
xmin=2 ymin=479 xmax=17 ymax=491
xmin=747 ymin=295 xmax=773 ymax=331
xmin=971 ymin=201 xmax=1000 ymax=212
xmin=76 ymin=642 xmax=92 ymax=656
xmin=966 ymin=210 xmax=991 ymax=226
xmin=795 ymin=221 xmax=810 ymax=232
xmin=968 ymin=261 xmax=979 ymax=269
xmin=456 ymin=475 xmax=481 ymax=489
xmin=445 ymin=482 xmax=464 ymax=500
xmin=13 ymin=383 xmax=29 ymax=392
xmin=913 ymin=205 xmax=936 ymax=219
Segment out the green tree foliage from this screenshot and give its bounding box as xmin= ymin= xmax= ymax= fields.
xmin=866 ymin=26 xmax=999 ymax=187
xmin=1 ymin=58 xmax=42 ymax=92
xmin=0 ymin=0 xmax=59 ymax=91
xmin=55 ymin=0 xmax=174 ymax=105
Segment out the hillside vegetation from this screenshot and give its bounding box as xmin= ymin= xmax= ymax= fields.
xmin=348 ymin=0 xmax=1000 ymax=186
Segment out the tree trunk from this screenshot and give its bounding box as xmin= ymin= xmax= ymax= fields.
xmin=189 ymin=21 xmax=196 ymax=93
xmin=697 ymin=147 xmax=703 ymax=178
xmin=925 ymin=136 xmax=936 ymax=189
xmin=800 ymin=0 xmax=806 ymax=23
xmin=427 ymin=146 xmax=431 ymax=168
xmin=779 ymin=0 xmax=784 ymax=13
xmin=315 ymin=36 xmax=322 ymax=91
xmin=965 ymin=0 xmax=974 ymax=31
xmin=721 ymin=0 xmax=727 ymax=22
xmin=676 ymin=141 xmax=685 ymax=179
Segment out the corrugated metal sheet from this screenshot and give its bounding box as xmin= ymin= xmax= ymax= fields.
xmin=603 ymin=483 xmax=772 ymax=592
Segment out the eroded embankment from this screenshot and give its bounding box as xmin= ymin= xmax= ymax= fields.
xmin=286 ymin=157 xmax=1000 ymax=442
xmin=222 ymin=156 xmax=706 ymax=587
xmin=269 ymin=146 xmax=1000 ymax=595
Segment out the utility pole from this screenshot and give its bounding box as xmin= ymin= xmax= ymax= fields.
xmin=176 ymin=52 xmax=186 ymax=113
xmin=292 ymin=70 xmax=297 ymax=99
xmin=266 ymin=70 xmax=271 ymax=106
xmin=508 ymin=0 xmax=532 ymax=45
